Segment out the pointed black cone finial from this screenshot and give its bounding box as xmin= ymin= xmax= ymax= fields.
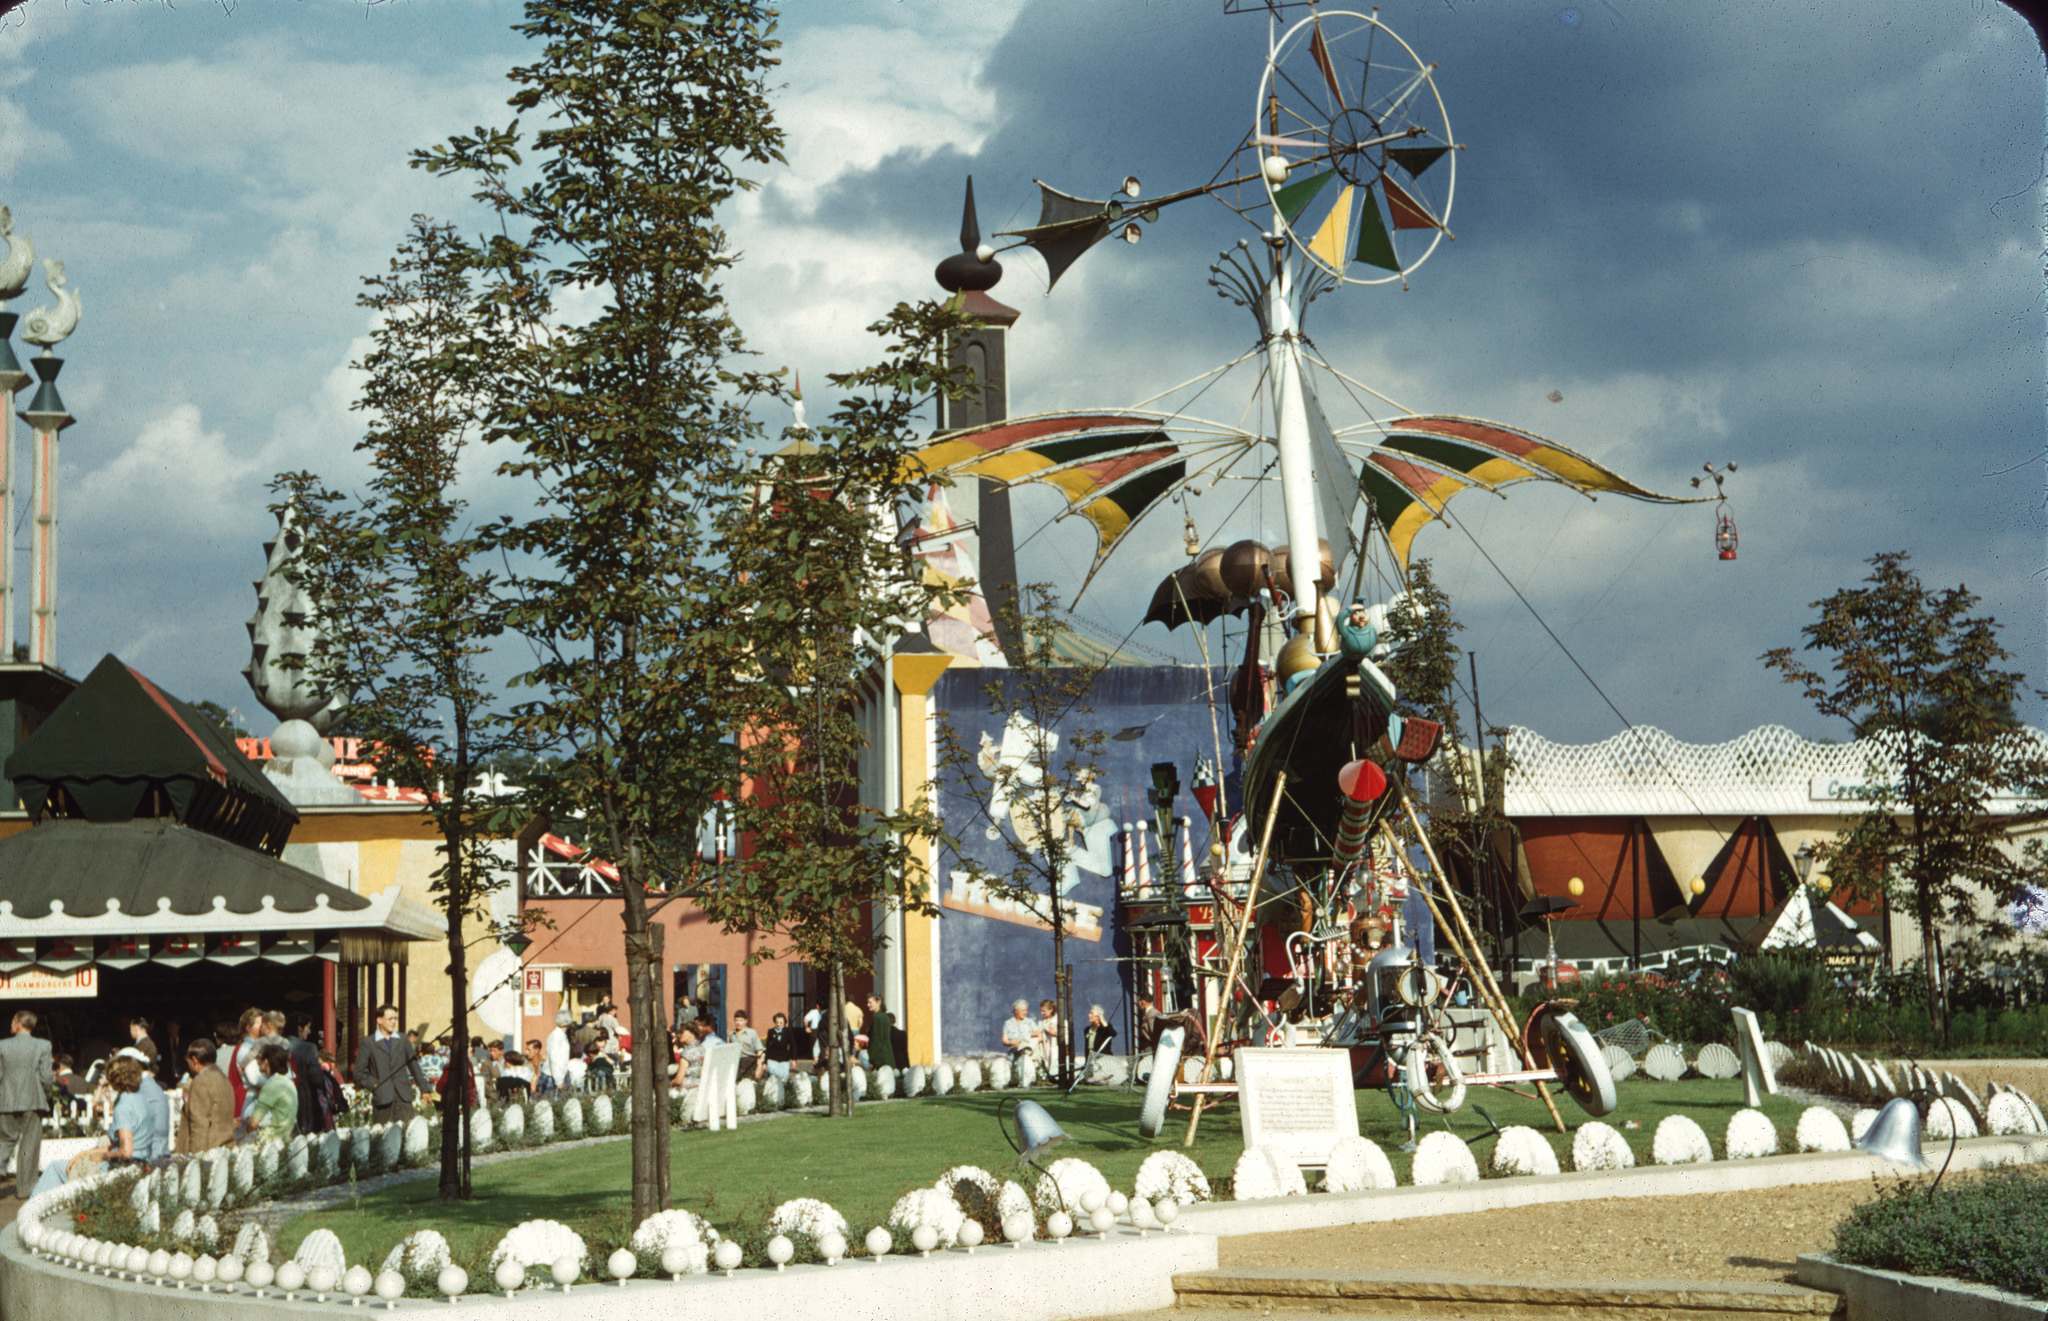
xmin=960 ymin=176 xmax=982 ymax=253
xmin=936 ymin=175 xmax=1003 ymax=294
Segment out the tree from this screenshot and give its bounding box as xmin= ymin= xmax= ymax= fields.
xmin=937 ymin=584 xmax=1108 ymax=1088
xmin=271 ymin=215 xmax=526 ymax=1201
xmin=190 ymin=700 xmax=251 ymax=742
xmin=411 ymin=0 xmax=786 ymax=1220
xmin=1378 ymin=558 xmax=1515 ymax=957
xmin=1763 ymin=550 xmax=2048 ymax=1038
xmin=713 ymin=301 xmax=968 ymax=1116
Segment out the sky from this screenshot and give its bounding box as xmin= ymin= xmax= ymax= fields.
xmin=0 ymin=0 xmax=2041 ymax=747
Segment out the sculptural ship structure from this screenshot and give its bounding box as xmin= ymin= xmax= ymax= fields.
xmin=913 ymin=4 xmax=1711 ymax=1128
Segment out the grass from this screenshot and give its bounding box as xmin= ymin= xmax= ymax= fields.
xmin=275 ymin=1077 xmax=1805 ymax=1267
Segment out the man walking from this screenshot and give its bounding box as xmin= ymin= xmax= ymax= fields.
xmin=0 ymin=1010 xmax=53 ymax=1199
xmin=176 ymin=1039 xmax=237 ymax=1153
xmin=351 ymin=1004 xmax=427 ymax=1124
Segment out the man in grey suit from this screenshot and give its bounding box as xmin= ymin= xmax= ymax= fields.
xmin=0 ymin=1010 xmax=53 ymax=1200
xmin=351 ymin=1004 xmax=427 ymax=1124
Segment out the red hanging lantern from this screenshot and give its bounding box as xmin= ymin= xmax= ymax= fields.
xmin=1716 ymin=508 xmax=1739 ymax=561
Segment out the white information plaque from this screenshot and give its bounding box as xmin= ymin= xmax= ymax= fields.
xmin=1234 ymin=1046 xmax=1358 ymax=1168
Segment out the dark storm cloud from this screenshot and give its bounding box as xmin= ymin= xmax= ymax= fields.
xmin=801 ymin=0 xmax=2043 ymax=740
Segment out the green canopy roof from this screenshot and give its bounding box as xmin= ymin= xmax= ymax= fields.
xmin=4 ymin=654 xmax=297 ymax=854
xmin=0 ymin=818 xmax=367 ymax=922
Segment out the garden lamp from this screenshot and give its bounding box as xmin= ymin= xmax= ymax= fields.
xmin=999 ymin=1097 xmax=1072 ymax=1211
xmin=1002 ymin=1098 xmax=1069 ymax=1163
xmin=1852 ymin=1097 xmax=1928 ymax=1172
xmin=1794 ymin=841 xmax=1815 ymax=887
xmin=1855 ymin=1095 xmax=1960 ymax=1202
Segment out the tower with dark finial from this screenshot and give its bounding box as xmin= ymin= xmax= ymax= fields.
xmin=933 ymin=177 xmax=1024 ymax=660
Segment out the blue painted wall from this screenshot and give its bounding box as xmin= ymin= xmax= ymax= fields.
xmin=933 ymin=664 xmax=1232 ymax=1058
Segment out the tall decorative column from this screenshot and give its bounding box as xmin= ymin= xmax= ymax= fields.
xmin=0 ymin=207 xmax=38 ymax=660
xmin=17 ymin=258 xmax=79 ymax=669
xmin=933 ymin=177 xmax=1024 ymax=660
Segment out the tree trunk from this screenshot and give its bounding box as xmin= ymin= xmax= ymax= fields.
xmin=1051 ymin=891 xmax=1071 ymax=1088
xmin=827 ymin=961 xmax=852 ymax=1118
xmin=438 ymin=831 xmax=471 ymax=1199
xmin=622 ymin=878 xmax=668 ymax=1219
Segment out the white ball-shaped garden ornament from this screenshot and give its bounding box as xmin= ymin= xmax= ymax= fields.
xmin=713 ymin=1239 xmax=744 ymax=1273
xmin=1262 ymin=154 xmax=1290 ymax=184
xmin=171 ymin=1253 xmax=197 ymax=1284
xmin=659 ymin=1245 xmax=691 ymax=1278
xmin=275 ymin=1260 xmax=305 ymax=1293
xmin=98 ymin=1241 xmax=118 ymax=1270
xmin=343 ymin=1264 xmax=373 ymax=1299
xmin=247 ymin=1260 xmax=276 ymax=1291
xmin=375 ymin=1269 xmax=406 ymax=1303
xmin=1106 ymin=1191 xmax=1129 ymax=1216
xmin=608 ymin=1247 xmax=636 ymax=1282
xmin=817 ymin=1231 xmax=847 ymax=1265
xmin=1078 ymin=1189 xmax=1104 ymax=1215
xmin=864 ymin=1226 xmax=891 ymax=1260
xmin=194 ymin=1255 xmax=219 ymax=1287
xmin=1155 ymin=1198 xmax=1180 ymax=1228
xmin=437 ymin=1264 xmax=469 ymax=1300
xmin=1089 ymin=1207 xmax=1114 ymax=1235
xmin=957 ymin=1219 xmax=985 ymax=1251
xmin=307 ymin=1264 xmax=339 ymax=1297
xmin=218 ymin=1254 xmax=245 ymax=1286
xmin=765 ymin=1234 xmax=794 ymax=1269
xmin=1045 ymin=1211 xmax=1073 ymax=1241
xmin=550 ymin=1256 xmax=579 ymax=1288
xmin=495 ymin=1258 xmax=525 ymax=1292
xmin=1001 ymin=1213 xmax=1033 ymax=1246
xmin=910 ymin=1224 xmax=938 ymax=1256
xmin=125 ymin=1246 xmax=150 ymax=1275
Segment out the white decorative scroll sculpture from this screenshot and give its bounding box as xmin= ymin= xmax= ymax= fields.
xmin=691 ymin=1043 xmax=742 ymax=1131
xmin=21 ymin=259 xmax=79 ymax=347
xmin=0 ymin=207 xmax=34 ymax=302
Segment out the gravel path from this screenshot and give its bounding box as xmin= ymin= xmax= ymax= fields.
xmin=1214 ymin=1177 xmax=1930 ymax=1285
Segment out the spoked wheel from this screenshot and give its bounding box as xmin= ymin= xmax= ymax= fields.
xmin=1256 ymin=10 xmax=1456 ymax=287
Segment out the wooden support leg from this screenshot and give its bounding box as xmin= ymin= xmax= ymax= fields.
xmin=1183 ymin=771 xmax=1287 ymax=1149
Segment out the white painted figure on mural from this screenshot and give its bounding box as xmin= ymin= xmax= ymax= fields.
xmin=976 ymin=713 xmax=1116 ymax=896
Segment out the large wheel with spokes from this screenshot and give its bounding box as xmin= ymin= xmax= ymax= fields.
xmin=1256 ymin=10 xmax=1456 ymax=287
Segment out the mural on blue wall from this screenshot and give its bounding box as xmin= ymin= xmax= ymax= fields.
xmin=934 ymin=664 xmax=1230 ymax=1057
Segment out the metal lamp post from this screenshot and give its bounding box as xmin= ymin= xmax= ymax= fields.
xmin=0 ymin=313 xmax=25 ymax=659
xmin=9 ymin=239 xmax=81 ymax=671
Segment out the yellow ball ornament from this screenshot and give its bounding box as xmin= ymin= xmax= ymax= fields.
xmin=1566 ymin=877 xmax=1584 ymax=898
xmin=1690 ymin=877 xmax=1706 ymax=897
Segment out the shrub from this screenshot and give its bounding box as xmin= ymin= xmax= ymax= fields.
xmin=1833 ymin=1168 xmax=2048 ymax=1301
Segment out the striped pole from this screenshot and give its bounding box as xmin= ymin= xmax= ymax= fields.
xmin=1332 ymin=759 xmax=1388 ymax=868
xmin=1177 ymin=816 xmax=1197 ymax=895
xmin=1118 ymin=824 xmax=1135 ymax=899
xmin=1133 ymin=821 xmax=1154 ymax=898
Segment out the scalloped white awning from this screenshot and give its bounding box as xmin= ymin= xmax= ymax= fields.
xmin=1501 ymin=723 xmax=2048 ymax=818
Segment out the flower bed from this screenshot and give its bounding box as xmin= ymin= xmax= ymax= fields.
xmin=1830 ymin=1166 xmax=2048 ymax=1301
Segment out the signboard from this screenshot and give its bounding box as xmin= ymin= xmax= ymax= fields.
xmin=1730 ymin=1006 xmax=1776 ymax=1107
xmin=1234 ymin=1046 xmax=1358 ymax=1168
xmin=523 ymin=969 xmax=544 ymax=993
xmin=522 ymin=992 xmax=543 ymax=1018
xmin=0 ymin=967 xmax=98 ymax=999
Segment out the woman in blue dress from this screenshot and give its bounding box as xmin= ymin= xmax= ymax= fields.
xmin=32 ymin=1054 xmax=168 ymax=1195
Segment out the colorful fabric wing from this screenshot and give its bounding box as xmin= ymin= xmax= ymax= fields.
xmin=1376 ymin=415 xmax=1685 ymax=501
xmin=1359 ymin=454 xmax=1473 ymax=567
xmin=912 ymin=411 xmax=1243 ymax=596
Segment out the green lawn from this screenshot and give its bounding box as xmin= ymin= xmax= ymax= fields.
xmin=277 ymin=1078 xmax=1806 ymax=1267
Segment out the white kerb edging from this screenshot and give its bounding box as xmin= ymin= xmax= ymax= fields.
xmin=1 ymin=1223 xmax=1214 ymax=1321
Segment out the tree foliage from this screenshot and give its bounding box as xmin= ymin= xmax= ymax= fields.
xmin=1763 ymin=550 xmax=2048 ymax=1036
xmin=409 ymin=0 xmax=788 ymax=1219
xmin=271 ymin=214 xmax=526 ymax=1200
xmin=713 ymin=299 xmax=968 ymax=1116
xmin=1378 ymin=558 xmax=1515 ymax=946
xmin=936 ymin=584 xmax=1107 ymax=1086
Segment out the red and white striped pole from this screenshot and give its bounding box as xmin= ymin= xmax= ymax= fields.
xmin=1332 ymin=758 xmax=1389 ymax=869
xmin=18 ymin=352 xmax=71 ymax=668
xmin=0 ymin=312 xmax=25 ymax=660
